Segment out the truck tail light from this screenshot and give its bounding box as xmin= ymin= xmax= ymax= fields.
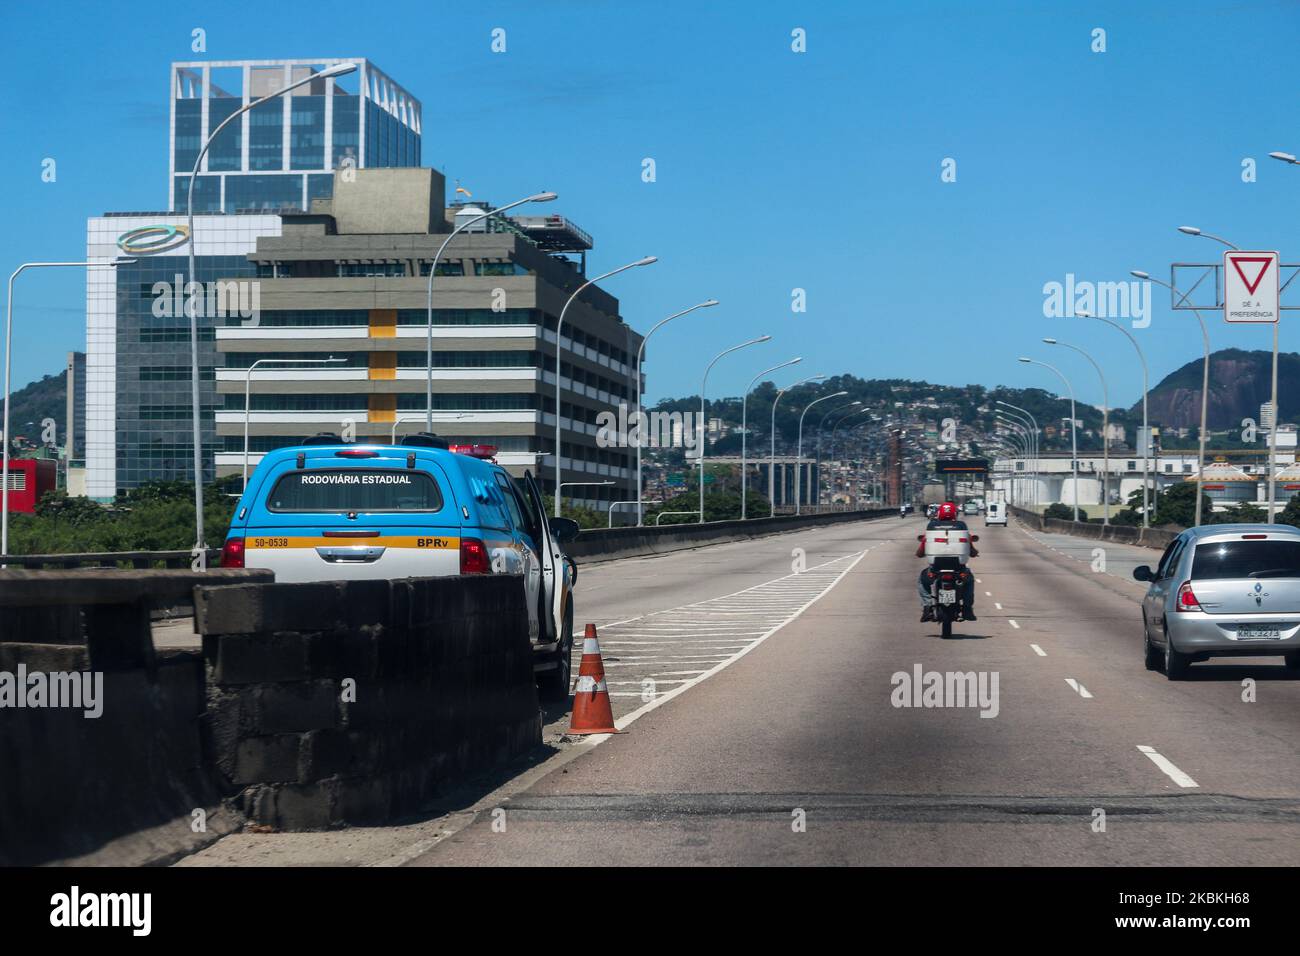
xmin=460 ymin=537 xmax=490 ymax=574
xmin=219 ymin=537 xmax=245 ymax=569
xmin=1176 ymin=580 xmax=1202 ymax=612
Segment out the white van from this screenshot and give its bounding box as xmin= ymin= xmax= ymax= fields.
xmin=985 ymin=501 xmax=1007 ymax=526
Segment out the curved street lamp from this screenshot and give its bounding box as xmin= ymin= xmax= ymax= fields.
xmin=770 ymin=375 xmax=825 ymax=515
xmin=1020 ymin=357 xmax=1079 ymax=522
xmin=1044 ymin=337 xmax=1110 ymax=524
xmin=553 ymin=255 xmax=658 ymax=516
xmin=240 ymin=357 xmax=346 ymax=488
xmin=795 ymin=391 xmax=848 ymax=515
xmin=1133 ymin=269 xmax=1213 ymax=526
xmin=814 ymin=400 xmax=861 ymax=506
xmin=3 ymin=258 xmax=134 ymax=558
xmin=634 ymin=298 xmax=718 ymax=525
xmin=426 ymin=190 xmax=557 ymax=432
xmin=740 ymin=357 xmax=801 ymax=520
xmin=186 ymin=61 xmax=358 ymax=562
xmin=995 ymin=400 xmax=1040 ymax=511
xmin=1074 ymin=309 xmax=1150 ymax=526
xmin=698 ymin=335 xmax=770 ymax=522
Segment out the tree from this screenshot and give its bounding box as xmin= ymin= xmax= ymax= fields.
xmin=1043 ymin=503 xmax=1074 ymax=520
xmin=1150 ymin=481 xmax=1211 ymax=528
xmin=1277 ymin=493 xmax=1300 ymax=530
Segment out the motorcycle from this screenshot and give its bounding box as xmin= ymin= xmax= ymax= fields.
xmin=918 ymin=530 xmax=979 ymax=638
xmin=927 ymin=557 xmax=973 ymax=638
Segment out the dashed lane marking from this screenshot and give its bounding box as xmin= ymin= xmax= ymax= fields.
xmin=1065 ymin=678 xmax=1094 ymax=699
xmin=1137 ymin=745 xmax=1200 ymax=788
xmin=1030 ymin=643 xmax=1046 ymax=656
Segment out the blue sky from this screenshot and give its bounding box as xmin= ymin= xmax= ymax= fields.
xmin=2 ymin=0 xmax=1299 ymax=409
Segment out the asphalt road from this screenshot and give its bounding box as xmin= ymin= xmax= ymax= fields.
xmin=412 ymin=515 xmax=1300 ymax=866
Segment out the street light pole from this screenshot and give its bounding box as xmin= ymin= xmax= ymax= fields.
xmin=390 ymin=412 xmax=469 ymax=444
xmin=1175 ymin=227 xmax=1277 ymax=523
xmin=554 ymin=255 xmax=658 ymax=517
xmin=241 ymin=357 xmax=345 ymax=488
xmin=698 ymin=335 xmax=770 ymax=523
xmin=1044 ymin=337 xmax=1110 ymax=524
xmin=795 ymin=391 xmax=848 ymax=516
xmin=1020 ymin=357 xmax=1079 ymax=522
xmin=3 ymin=258 xmax=132 ymax=559
xmin=427 ymin=191 xmax=557 ymax=435
xmin=1134 ymin=269 xmax=1213 ymax=526
xmin=634 ymin=299 xmax=718 ymax=525
xmin=740 ymin=357 xmax=801 ymax=520
xmin=814 ymin=401 xmax=861 ymax=507
xmin=995 ymin=399 xmax=1040 ymax=511
xmin=770 ymin=375 xmax=825 ymax=516
xmin=1075 ymin=309 xmax=1150 ymax=527
xmin=186 ymin=61 xmax=358 ymax=566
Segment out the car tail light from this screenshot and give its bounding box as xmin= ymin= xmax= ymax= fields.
xmin=1242 ymin=534 xmax=1268 ymax=539
xmin=1176 ymin=580 xmax=1202 ymax=612
xmin=459 ymin=537 xmax=490 ymax=574
xmin=219 ymin=537 xmax=245 ymax=569
xmin=335 ymin=448 xmax=379 ymax=458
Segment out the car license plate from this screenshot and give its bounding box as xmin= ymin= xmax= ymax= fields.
xmin=1235 ymin=625 xmax=1282 ymax=640
xmin=938 ymin=590 xmax=957 ymax=605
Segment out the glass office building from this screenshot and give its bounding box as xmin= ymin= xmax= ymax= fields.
xmin=84 ymin=214 xmax=279 ymax=498
xmin=170 ymin=59 xmax=421 ymax=214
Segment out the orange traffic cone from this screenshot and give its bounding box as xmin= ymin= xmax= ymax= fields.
xmin=567 ymin=624 xmax=620 ymax=735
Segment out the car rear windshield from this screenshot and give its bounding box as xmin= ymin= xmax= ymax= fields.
xmin=266 ymin=469 xmax=444 ymax=513
xmin=1191 ymin=539 xmax=1300 ymax=580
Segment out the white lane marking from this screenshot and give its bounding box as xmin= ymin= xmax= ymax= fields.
xmin=1064 ymin=678 xmax=1093 ymax=698
xmin=1030 ymin=643 xmax=1046 ymax=656
xmin=995 ymin=602 xmax=1003 ymax=610
xmin=1137 ymin=745 xmax=1199 ymax=788
xmin=602 ymin=548 xmax=871 ymax=735
xmin=984 ymin=591 xmax=992 ymax=597
xmin=976 ymin=578 xmax=982 ymax=583
xmin=1008 ymin=619 xmax=1020 ymax=629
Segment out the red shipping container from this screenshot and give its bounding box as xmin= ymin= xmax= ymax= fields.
xmin=2 ymin=458 xmax=57 ymax=514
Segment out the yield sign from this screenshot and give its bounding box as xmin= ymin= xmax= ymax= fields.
xmin=1223 ymin=250 xmax=1279 ymax=323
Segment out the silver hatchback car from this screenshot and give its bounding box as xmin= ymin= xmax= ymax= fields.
xmin=1134 ymin=524 xmax=1300 ymax=679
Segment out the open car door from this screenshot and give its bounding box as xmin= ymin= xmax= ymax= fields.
xmin=521 ymin=470 xmax=562 ymax=643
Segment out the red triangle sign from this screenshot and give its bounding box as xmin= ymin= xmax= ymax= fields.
xmin=1228 ymin=255 xmax=1273 ymax=295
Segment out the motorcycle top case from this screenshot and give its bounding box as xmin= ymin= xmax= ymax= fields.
xmin=922 ymin=529 xmax=971 ymax=563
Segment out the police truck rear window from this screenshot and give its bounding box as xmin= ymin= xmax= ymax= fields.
xmin=267 ymin=470 xmax=444 ymax=513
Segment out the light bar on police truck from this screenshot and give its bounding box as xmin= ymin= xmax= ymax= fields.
xmin=450 ymin=444 xmax=499 ymax=460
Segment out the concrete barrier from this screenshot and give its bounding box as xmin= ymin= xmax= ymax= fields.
xmin=0 ymin=568 xmax=540 ymax=862
xmin=569 ymin=508 xmax=895 ymax=563
xmin=0 ymin=569 xmax=270 ymax=866
xmin=197 ymin=574 xmax=540 ymax=830
xmin=1010 ymin=506 xmax=1180 ymax=551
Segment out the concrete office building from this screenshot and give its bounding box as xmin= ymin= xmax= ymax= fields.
xmin=212 ymin=167 xmax=640 ymax=509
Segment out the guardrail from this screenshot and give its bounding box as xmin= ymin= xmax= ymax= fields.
xmin=568 ymin=507 xmax=895 ymax=563
xmin=1009 ymin=505 xmax=1180 ymax=551
xmin=0 ymin=549 xmax=221 ymax=570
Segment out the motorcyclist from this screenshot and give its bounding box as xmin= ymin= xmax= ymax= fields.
xmin=917 ymin=501 xmax=978 ymax=622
